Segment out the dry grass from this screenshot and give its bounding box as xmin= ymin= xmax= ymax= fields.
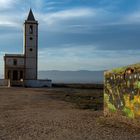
xmin=47 ymin=88 xmax=103 ymax=110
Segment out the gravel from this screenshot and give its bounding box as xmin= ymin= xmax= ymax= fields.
xmin=0 ymin=87 xmax=139 ymax=140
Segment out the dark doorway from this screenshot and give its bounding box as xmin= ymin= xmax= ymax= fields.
xmin=8 ymin=70 xmax=11 ymax=79
xmin=13 ymin=70 xmax=18 ymax=81
xmin=20 ymin=71 xmax=23 ymax=79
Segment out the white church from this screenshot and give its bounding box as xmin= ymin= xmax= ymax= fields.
xmin=0 ymin=9 xmax=52 ymax=87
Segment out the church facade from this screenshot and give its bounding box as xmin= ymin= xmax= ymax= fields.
xmin=2 ymin=9 xmax=51 ymax=87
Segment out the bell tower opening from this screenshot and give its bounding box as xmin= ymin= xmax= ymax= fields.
xmin=29 ymin=25 xmax=33 ymax=34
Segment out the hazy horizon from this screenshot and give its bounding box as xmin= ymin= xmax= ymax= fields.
xmin=0 ymin=70 xmax=104 ymax=84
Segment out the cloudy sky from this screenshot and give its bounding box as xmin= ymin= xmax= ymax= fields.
xmin=0 ymin=0 xmax=140 ymax=74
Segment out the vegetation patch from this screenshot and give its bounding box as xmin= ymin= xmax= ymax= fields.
xmin=47 ymin=88 xmax=103 ymax=110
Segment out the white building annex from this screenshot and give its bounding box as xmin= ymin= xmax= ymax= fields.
xmin=0 ymin=9 xmax=52 ymax=87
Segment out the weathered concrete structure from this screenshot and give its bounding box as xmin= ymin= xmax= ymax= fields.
xmin=1 ymin=9 xmax=51 ymax=87
xmin=104 ymin=63 xmax=140 ymax=118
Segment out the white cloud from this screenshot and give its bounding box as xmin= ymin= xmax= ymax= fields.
xmin=107 ymin=11 xmax=140 ymax=25
xmin=45 ymin=1 xmax=64 ymax=6
xmin=0 ymin=0 xmax=18 ymax=9
xmin=38 ymin=45 xmax=140 ymax=71
xmin=0 ymin=20 xmax=18 ymax=27
xmin=38 ymin=44 xmax=96 ymax=70
xmin=124 ymin=11 xmax=140 ymax=24
xmin=50 ymin=8 xmax=94 ymax=18
xmin=37 ymin=8 xmax=96 ymax=25
xmin=33 ymin=0 xmax=44 ymax=11
xmin=0 ymin=14 xmax=23 ymax=27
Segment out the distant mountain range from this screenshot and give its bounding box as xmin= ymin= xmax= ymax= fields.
xmin=0 ymin=70 xmax=104 ymax=84
xmin=39 ymin=70 xmax=104 ymax=84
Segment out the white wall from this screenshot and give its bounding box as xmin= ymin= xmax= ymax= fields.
xmin=0 ymin=79 xmax=8 ymax=86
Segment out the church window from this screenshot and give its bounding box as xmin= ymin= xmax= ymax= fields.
xmin=13 ymin=59 xmax=17 ymax=66
xmin=30 ymin=37 xmax=33 ymax=40
xmin=29 ymin=25 xmax=33 ymax=34
xmin=30 ymin=48 xmax=33 ymax=52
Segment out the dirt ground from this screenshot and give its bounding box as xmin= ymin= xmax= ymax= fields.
xmin=0 ymin=87 xmax=140 ymax=140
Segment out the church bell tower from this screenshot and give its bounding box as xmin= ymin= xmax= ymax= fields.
xmin=24 ymin=9 xmax=38 ymax=80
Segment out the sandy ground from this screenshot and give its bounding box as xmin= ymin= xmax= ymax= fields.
xmin=0 ymin=87 xmax=140 ymax=140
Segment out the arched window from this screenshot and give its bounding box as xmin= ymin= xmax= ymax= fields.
xmin=13 ymin=59 xmax=17 ymax=66
xmin=29 ymin=25 xmax=33 ymax=34
xmin=30 ymin=37 xmax=33 ymax=40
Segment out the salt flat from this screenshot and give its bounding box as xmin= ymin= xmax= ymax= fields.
xmin=0 ymin=87 xmax=139 ymax=140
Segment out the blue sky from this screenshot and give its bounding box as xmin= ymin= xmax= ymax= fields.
xmin=1 ymin=0 xmax=140 ymax=74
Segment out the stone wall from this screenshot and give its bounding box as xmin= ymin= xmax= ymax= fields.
xmin=104 ymin=63 xmax=140 ymax=118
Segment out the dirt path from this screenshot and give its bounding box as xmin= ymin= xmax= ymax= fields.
xmin=0 ymin=87 xmax=139 ymax=140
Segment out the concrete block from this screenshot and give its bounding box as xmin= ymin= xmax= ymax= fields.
xmin=104 ymin=63 xmax=140 ymax=118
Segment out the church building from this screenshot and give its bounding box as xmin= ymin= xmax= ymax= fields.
xmin=3 ymin=9 xmax=51 ymax=87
